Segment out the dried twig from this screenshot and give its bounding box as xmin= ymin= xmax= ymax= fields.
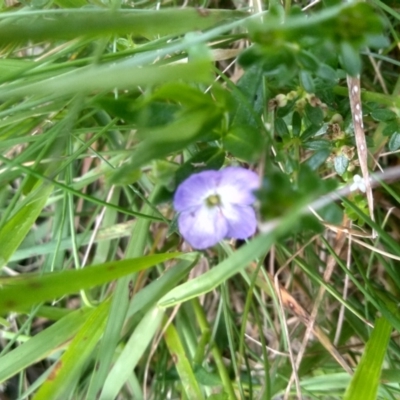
xmin=347 ymin=75 xmax=376 ymax=236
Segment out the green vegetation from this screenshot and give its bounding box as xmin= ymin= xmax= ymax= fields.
xmin=0 ymin=0 xmax=399 ymax=398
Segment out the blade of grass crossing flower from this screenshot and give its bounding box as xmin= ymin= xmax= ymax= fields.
xmin=163 ymin=320 xmax=205 ymax=400
xmin=99 ymin=306 xmax=165 ymax=400
xmin=343 ymin=318 xmax=392 ymax=400
xmin=0 ymin=185 xmax=53 ymax=268
xmin=32 ymin=299 xmax=111 ymax=400
xmin=0 ymin=253 xmax=180 ymax=313
xmin=158 ymin=232 xmax=276 ymax=307
xmin=0 ymin=307 xmax=93 ymax=383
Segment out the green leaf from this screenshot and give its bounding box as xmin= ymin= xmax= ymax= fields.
xmin=299 ymin=70 xmax=315 ymax=93
xmin=370 ymin=108 xmax=397 ymax=122
xmin=344 ymin=318 xmax=392 ymax=400
xmin=0 ymin=253 xmax=182 ymax=313
xmin=152 ymin=82 xmax=216 ymax=108
xmin=109 ymin=168 xmax=142 ymax=186
xmin=334 ymin=154 xmax=349 ymax=176
xmin=303 ymin=139 xmax=331 ymax=150
xmin=292 ymin=111 xmax=302 ymax=137
xmin=318 ymin=202 xmax=343 ymax=224
xmin=175 ymin=147 xmax=225 ymax=184
xmin=305 ymin=103 xmax=324 ymax=126
xmin=116 ymin=107 xmax=221 ymax=173
xmin=0 ymin=185 xmax=53 ymax=268
xmin=388 ymin=132 xmax=400 ymax=152
xmin=301 ymin=124 xmax=326 ymax=141
xmin=316 ymin=63 xmax=338 ymax=83
xmin=231 ymin=64 xmax=264 ymax=128
xmin=305 ymin=148 xmax=331 ymax=170
xmin=275 ymin=118 xmax=290 ymax=138
xmin=339 ymin=42 xmax=361 ymax=76
xmin=223 ymin=125 xmax=263 ymax=162
xmin=383 ymin=120 xmax=400 ymax=137
xmin=194 ymin=366 xmax=222 ymax=386
xmin=297 ymin=49 xmax=320 ymax=71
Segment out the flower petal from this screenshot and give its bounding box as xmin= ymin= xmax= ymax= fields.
xmin=218 ymin=167 xmax=259 ymax=206
xmin=222 ymin=204 xmax=257 ymax=239
xmin=173 ymin=170 xmax=221 ymax=212
xmin=177 ymin=205 xmax=228 ymax=249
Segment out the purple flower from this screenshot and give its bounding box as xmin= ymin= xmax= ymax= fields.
xmin=173 ymin=167 xmax=259 ymax=249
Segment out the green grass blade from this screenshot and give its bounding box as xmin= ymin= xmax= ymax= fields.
xmin=99 ymin=306 xmax=165 ymax=400
xmin=10 ymin=220 xmax=135 ymax=262
xmin=0 ymin=253 xmax=182 ymax=313
xmin=0 ymin=185 xmax=53 ymax=268
xmin=0 ymin=62 xmax=212 ymax=101
xmin=158 ymin=232 xmax=276 ymax=307
xmin=344 ymin=318 xmax=392 ymax=400
xmin=32 ymin=299 xmax=111 ymax=400
xmin=0 ymin=307 xmax=93 ymax=383
xmin=164 ymin=321 xmax=205 ymax=399
xmin=86 ymin=197 xmax=156 ymax=399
